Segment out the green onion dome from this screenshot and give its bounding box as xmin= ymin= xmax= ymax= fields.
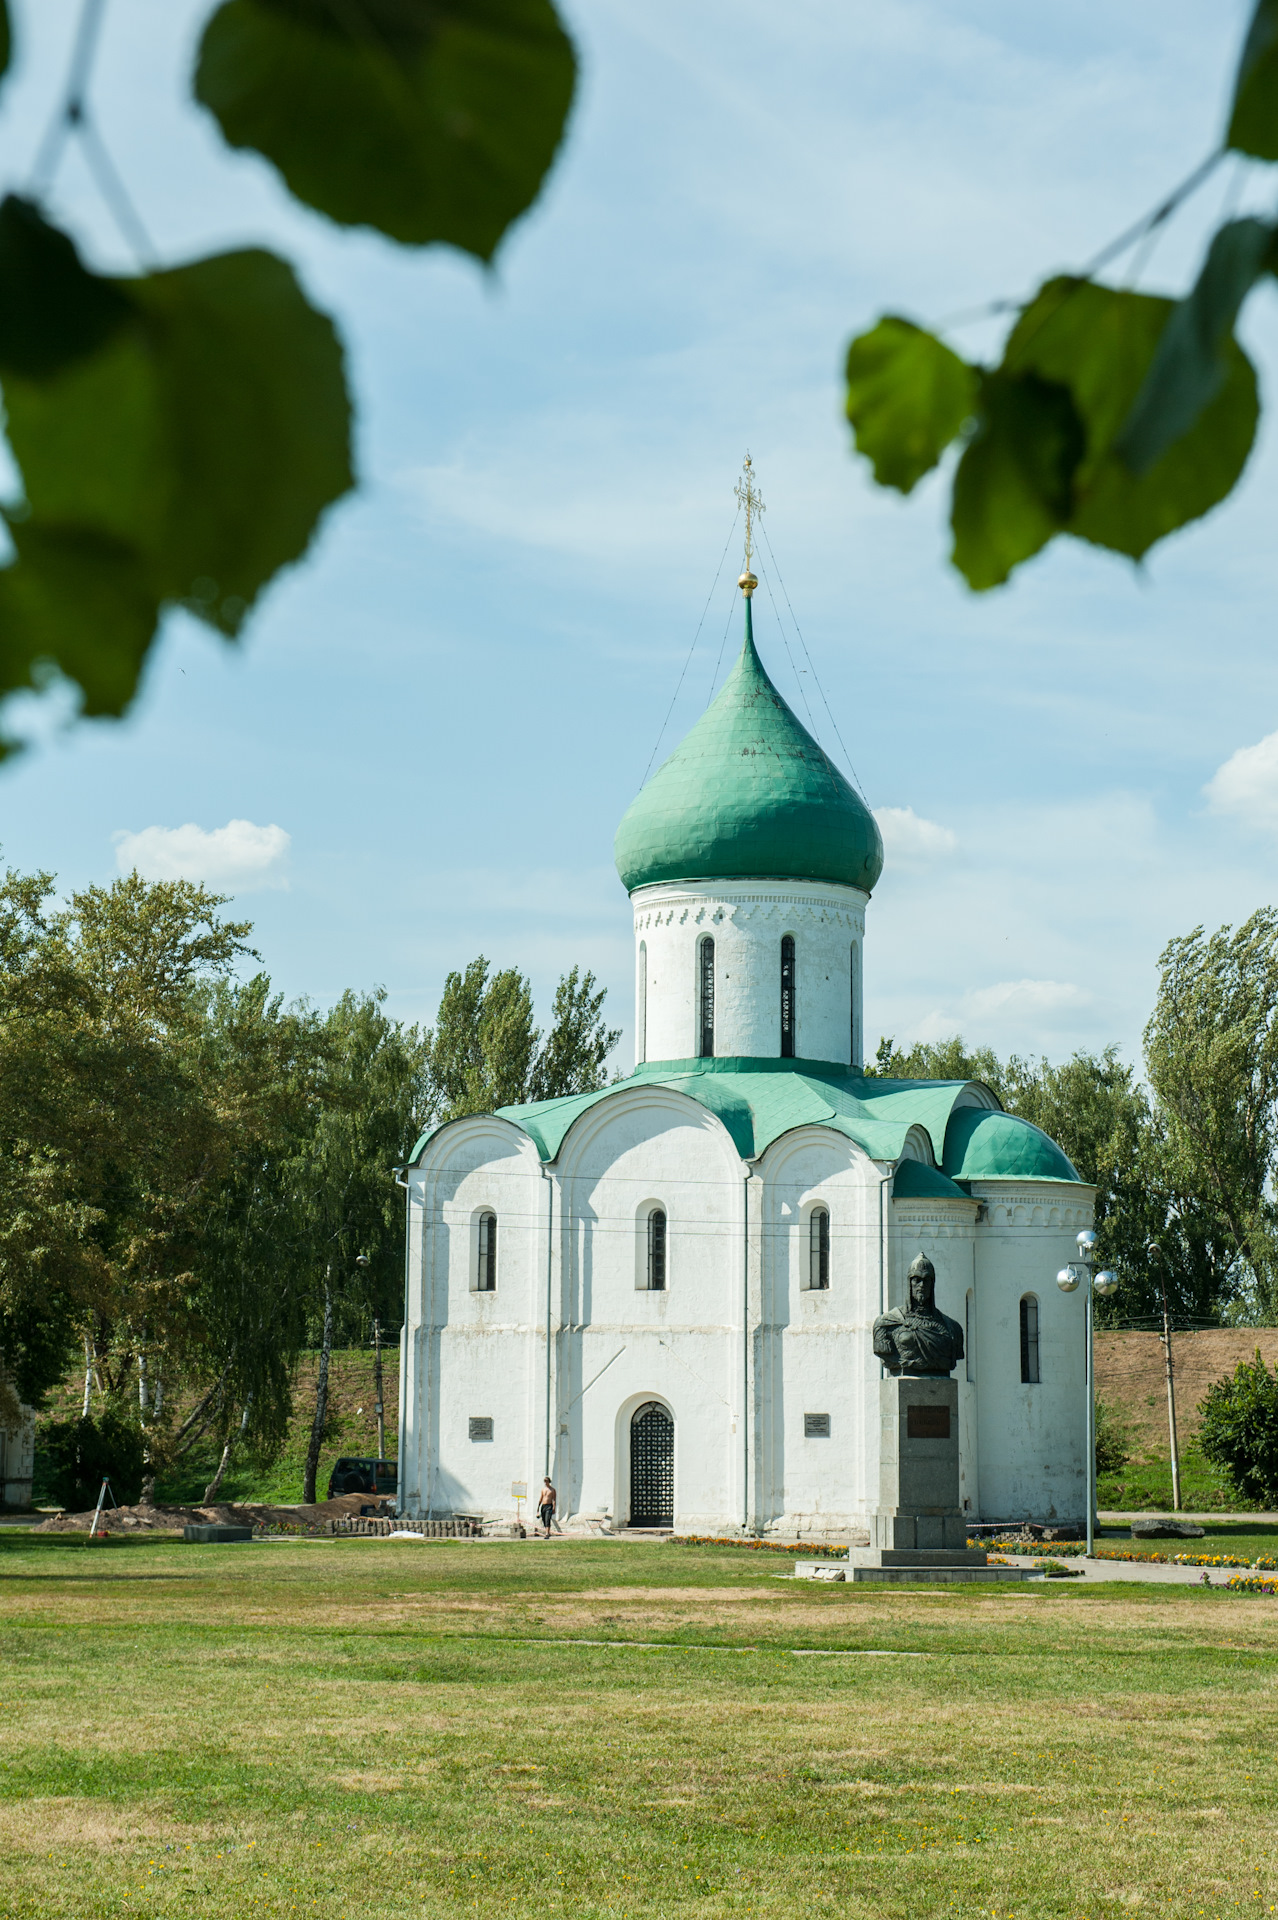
xmin=614 ymin=601 xmax=884 ymax=894
xmin=942 ymin=1107 xmax=1083 ymax=1183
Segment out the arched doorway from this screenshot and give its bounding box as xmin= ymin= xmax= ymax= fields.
xmin=629 ymin=1402 xmax=674 ymax=1528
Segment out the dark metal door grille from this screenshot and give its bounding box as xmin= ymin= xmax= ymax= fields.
xmin=629 ymin=1402 xmax=674 ymax=1527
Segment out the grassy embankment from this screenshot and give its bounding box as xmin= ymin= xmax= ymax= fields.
xmin=32 ymin=1349 xmax=396 ymax=1507
xmin=1097 ymin=1438 xmax=1258 ymax=1514
xmin=2 ymin=1531 xmax=1278 ymax=1918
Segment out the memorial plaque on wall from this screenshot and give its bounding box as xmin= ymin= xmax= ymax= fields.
xmin=906 ymin=1404 xmax=951 ymax=1439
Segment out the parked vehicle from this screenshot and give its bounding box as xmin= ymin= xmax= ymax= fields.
xmin=325 ymin=1457 xmax=397 ymax=1499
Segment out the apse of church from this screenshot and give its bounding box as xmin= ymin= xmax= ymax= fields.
xmin=398 ymin=462 xmax=1095 ymax=1537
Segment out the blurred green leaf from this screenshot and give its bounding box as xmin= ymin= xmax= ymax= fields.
xmin=194 ymin=0 xmax=577 ymax=261
xmin=950 ymin=370 xmax=1084 ymax=590
xmin=1228 ymin=0 xmax=1278 ymax=161
xmin=0 ymin=196 xmax=133 ymax=377
xmin=0 ymin=4 xmax=10 ymax=85
xmin=0 ymin=213 xmax=353 ymax=720
xmin=1117 ymin=218 xmax=1275 ymax=475
xmin=1002 ymin=275 xmax=1259 ymax=562
xmin=0 ymin=525 xmax=156 ymax=717
xmin=844 ymin=316 xmax=977 ymax=494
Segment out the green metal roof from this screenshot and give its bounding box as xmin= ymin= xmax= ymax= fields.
xmin=613 ymin=599 xmax=884 ymax=894
xmin=893 ymin=1159 xmax=975 ymax=1203
xmin=942 ymin=1106 xmax=1081 ymax=1183
xmin=408 ymin=1058 xmax=1073 ymax=1177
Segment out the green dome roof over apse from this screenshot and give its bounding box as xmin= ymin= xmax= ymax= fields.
xmin=942 ymin=1107 xmax=1082 ymax=1184
xmin=614 ymin=599 xmax=885 ymax=894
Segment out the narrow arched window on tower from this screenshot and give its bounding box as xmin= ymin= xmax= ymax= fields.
xmin=850 ymin=941 xmax=862 ymax=1068
xmin=647 ymin=1208 xmax=667 ymax=1290
xmin=780 ymin=935 xmax=796 ymax=1058
xmin=475 ymin=1211 xmax=497 ymax=1293
xmin=637 ymin=940 xmax=648 ymax=1064
xmin=698 ymin=936 xmax=715 ymax=1057
xmin=807 ymin=1206 xmax=830 ymax=1291
xmin=1019 ymin=1293 xmax=1040 ymax=1383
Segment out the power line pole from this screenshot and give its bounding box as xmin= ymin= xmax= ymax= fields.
xmin=1149 ymin=1243 xmax=1182 ymax=1512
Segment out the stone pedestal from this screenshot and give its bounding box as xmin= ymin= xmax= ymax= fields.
xmin=872 ymin=1374 xmax=968 ymax=1551
xmin=794 ymin=1373 xmax=1038 ymax=1581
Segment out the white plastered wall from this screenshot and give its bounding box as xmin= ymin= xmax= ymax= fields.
xmin=554 ymin=1087 xmax=745 ymax=1533
xmin=754 ymin=1126 xmax=890 ymax=1536
xmin=400 ymin=1117 xmax=548 ymax=1519
xmin=969 ymin=1181 xmax=1097 ymax=1522
xmin=631 ymin=878 xmax=869 ymax=1064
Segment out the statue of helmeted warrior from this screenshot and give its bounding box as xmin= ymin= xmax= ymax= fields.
xmin=872 ymin=1253 xmax=964 ymax=1377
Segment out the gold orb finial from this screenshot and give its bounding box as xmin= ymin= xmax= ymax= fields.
xmin=738 ymin=570 xmax=757 ymax=597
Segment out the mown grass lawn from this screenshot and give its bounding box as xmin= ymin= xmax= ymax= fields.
xmin=2 ymin=1533 xmax=1277 ymax=1919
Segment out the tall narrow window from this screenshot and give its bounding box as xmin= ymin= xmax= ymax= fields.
xmin=637 ymin=940 xmax=648 ymax=1064
xmin=780 ymin=935 xmax=796 ymax=1058
xmin=475 ymin=1211 xmax=497 ymax=1293
xmin=965 ymin=1289 xmax=975 ymax=1383
xmin=850 ymin=942 xmax=862 ymax=1068
xmin=1019 ymin=1293 xmax=1039 ymax=1383
xmin=647 ymin=1208 xmax=667 ymax=1290
xmin=807 ymin=1207 xmax=830 ymax=1291
xmin=698 ymin=936 xmax=715 ymax=1058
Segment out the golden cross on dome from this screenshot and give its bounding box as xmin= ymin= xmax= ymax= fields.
xmin=734 ymin=452 xmax=764 ymax=596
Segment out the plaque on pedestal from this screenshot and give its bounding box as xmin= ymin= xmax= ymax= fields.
xmin=872 ymin=1374 xmax=968 ymax=1551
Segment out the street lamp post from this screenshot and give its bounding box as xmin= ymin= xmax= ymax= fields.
xmin=1057 ymin=1229 xmax=1118 ymax=1557
xmin=353 ymin=1253 xmax=385 ymax=1459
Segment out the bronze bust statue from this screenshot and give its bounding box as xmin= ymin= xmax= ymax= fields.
xmin=873 ymin=1253 xmax=965 ymax=1377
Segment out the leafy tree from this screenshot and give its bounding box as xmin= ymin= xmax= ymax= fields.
xmin=0 ymin=0 xmax=577 ymax=748
xmin=38 ymin=1404 xmax=145 ymax=1512
xmin=424 ymin=955 xmax=619 ymax=1122
xmin=1093 ymin=1398 xmax=1133 ymax=1479
xmin=528 ymin=965 xmax=621 ymax=1102
xmin=172 ymin=975 xmax=331 ymax=1495
xmin=1144 ymin=912 xmax=1278 ymax=1321
xmin=289 ymin=990 xmax=430 ymax=1503
xmin=870 ymin=1030 xmax=1241 ymax=1322
xmin=0 ymin=861 xmax=350 ymax=1501
xmin=1198 ymin=1351 xmax=1278 ymax=1506
xmin=844 ymin=2 xmax=1278 ymax=590
xmin=426 ymin=958 xmax=539 ymax=1122
xmin=0 ymin=866 xmax=260 ymax=1439
xmin=869 ymin=1035 xmax=1006 ymax=1091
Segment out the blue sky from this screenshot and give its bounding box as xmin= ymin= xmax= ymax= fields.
xmin=2 ymin=0 xmax=1276 ymax=1074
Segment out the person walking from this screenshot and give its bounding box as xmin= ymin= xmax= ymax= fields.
xmin=537 ymin=1476 xmax=557 ymax=1538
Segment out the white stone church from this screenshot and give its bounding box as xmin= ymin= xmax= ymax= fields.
xmin=397 ymin=577 xmax=1095 ymax=1536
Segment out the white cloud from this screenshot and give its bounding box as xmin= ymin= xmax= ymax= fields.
xmin=112 ymin=821 xmax=291 ymax=892
xmin=962 ymin=979 xmax=1090 ymax=1023
xmin=873 ymin=805 xmax=958 ymax=869
xmin=1204 ymin=731 xmax=1278 ymax=835
xmin=907 ymin=980 xmax=1090 ymax=1052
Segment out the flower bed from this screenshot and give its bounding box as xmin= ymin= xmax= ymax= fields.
xmin=1224 ymin=1573 xmax=1278 ymax=1594
xmin=670 ymin=1535 xmax=848 ymax=1559
xmin=970 ymin=1536 xmax=1278 ymax=1571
